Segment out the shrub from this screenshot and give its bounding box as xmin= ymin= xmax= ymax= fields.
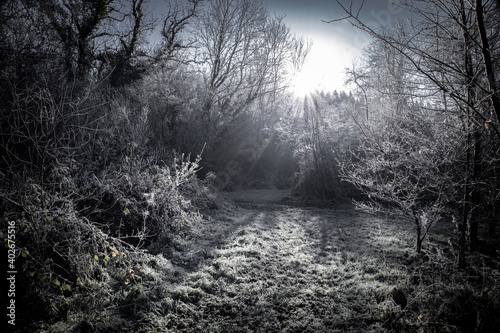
xmin=0 ymin=150 xmax=211 ymax=330
xmin=76 ymin=153 xmax=205 ymax=249
xmin=1 ymin=179 xmax=137 ymax=326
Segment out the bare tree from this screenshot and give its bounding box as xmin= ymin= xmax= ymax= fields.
xmin=330 ymin=0 xmax=500 ymax=138
xmin=155 ymin=0 xmax=203 ymax=63
xmin=341 ymin=109 xmax=460 ymax=253
xmin=107 ymin=0 xmax=154 ymax=85
xmin=331 ymin=0 xmax=500 ymax=266
xmin=341 ymin=39 xmax=462 ymax=253
xmin=193 ymin=0 xmax=311 ymax=140
xmin=35 ymin=0 xmax=112 ymax=80
xmin=17 ymin=0 xmax=155 ymax=83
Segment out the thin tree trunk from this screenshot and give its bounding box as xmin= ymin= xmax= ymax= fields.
xmin=416 ymin=224 xmax=422 ymax=254
xmin=489 ymin=198 xmax=498 ymax=237
xmin=458 ymin=0 xmax=474 ymax=265
xmin=203 ymin=93 xmax=214 ymax=140
xmin=470 ymin=134 xmax=482 ymax=249
xmin=459 ymin=103 xmax=471 ymax=268
xmin=459 ymin=176 xmax=469 ymax=268
xmin=476 ymin=0 xmax=500 ymax=124
xmin=489 ymin=164 xmax=499 ymax=237
xmin=413 ymin=209 xmax=422 ymax=254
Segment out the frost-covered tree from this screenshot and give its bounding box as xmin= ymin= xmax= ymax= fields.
xmin=340 ymin=38 xmax=464 ymax=253
xmin=332 ymin=0 xmax=500 ymax=264
xmin=341 ymin=106 xmax=461 ymax=253
xmin=193 ymin=0 xmax=310 ymax=141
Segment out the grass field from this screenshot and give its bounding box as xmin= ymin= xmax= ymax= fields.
xmin=40 ymin=189 xmax=500 ymax=332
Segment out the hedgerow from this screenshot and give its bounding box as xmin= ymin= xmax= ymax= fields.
xmin=0 ymin=143 xmax=212 ymax=331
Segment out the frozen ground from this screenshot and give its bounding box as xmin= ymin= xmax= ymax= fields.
xmin=145 ymin=189 xmax=428 ymax=332
xmin=49 ymin=188 xmax=499 ymax=332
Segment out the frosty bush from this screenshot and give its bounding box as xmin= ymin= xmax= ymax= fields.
xmin=341 ymin=106 xmax=461 ymax=253
xmin=78 ymin=153 xmax=205 ymax=250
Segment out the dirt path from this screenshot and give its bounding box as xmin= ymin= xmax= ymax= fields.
xmin=153 ymin=189 xmax=420 ymax=332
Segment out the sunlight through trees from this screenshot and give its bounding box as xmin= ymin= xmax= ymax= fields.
xmin=1 ymin=0 xmax=499 ymax=331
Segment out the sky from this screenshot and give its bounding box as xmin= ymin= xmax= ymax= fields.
xmin=262 ymin=0 xmax=407 ymax=95
xmin=149 ymin=0 xmax=407 ymax=96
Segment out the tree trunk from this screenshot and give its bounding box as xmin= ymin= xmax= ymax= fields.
xmin=458 ymin=0 xmax=474 ymax=264
xmin=476 ymin=0 xmax=500 ymax=124
xmin=458 ymin=207 xmax=468 ymax=268
xmin=489 ymin=164 xmax=499 ymax=237
xmin=489 ymin=200 xmax=498 ymax=237
xmin=416 ymin=224 xmax=422 ymax=254
xmin=470 ymin=134 xmax=482 ymax=249
xmin=413 ymin=211 xmax=422 ymax=254
xmin=202 ymin=93 xmax=214 ymax=141
xmin=459 ymin=107 xmax=471 ymax=268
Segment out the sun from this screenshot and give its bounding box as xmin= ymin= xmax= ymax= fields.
xmin=289 ymin=44 xmax=349 ymax=97
xmin=287 ymin=32 xmax=364 ymax=97
xmin=290 ymin=66 xmax=322 ymax=97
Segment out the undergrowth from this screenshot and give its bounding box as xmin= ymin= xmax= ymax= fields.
xmin=2 ymin=181 xmax=500 ymax=332
xmin=377 ymin=246 xmax=500 ymax=332
xmin=0 ymin=152 xmax=218 ymax=332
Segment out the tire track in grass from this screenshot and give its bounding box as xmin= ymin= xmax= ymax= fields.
xmin=161 ymin=198 xmax=415 ymax=332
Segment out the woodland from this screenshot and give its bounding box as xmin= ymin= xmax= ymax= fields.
xmin=1 ymin=0 xmax=500 ymax=332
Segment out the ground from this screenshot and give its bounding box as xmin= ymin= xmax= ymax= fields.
xmin=133 ymin=189 xmax=447 ymax=332
xmin=44 ymin=189 xmax=499 ymax=332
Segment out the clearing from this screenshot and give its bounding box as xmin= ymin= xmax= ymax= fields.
xmin=135 ymin=189 xmax=451 ymax=332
